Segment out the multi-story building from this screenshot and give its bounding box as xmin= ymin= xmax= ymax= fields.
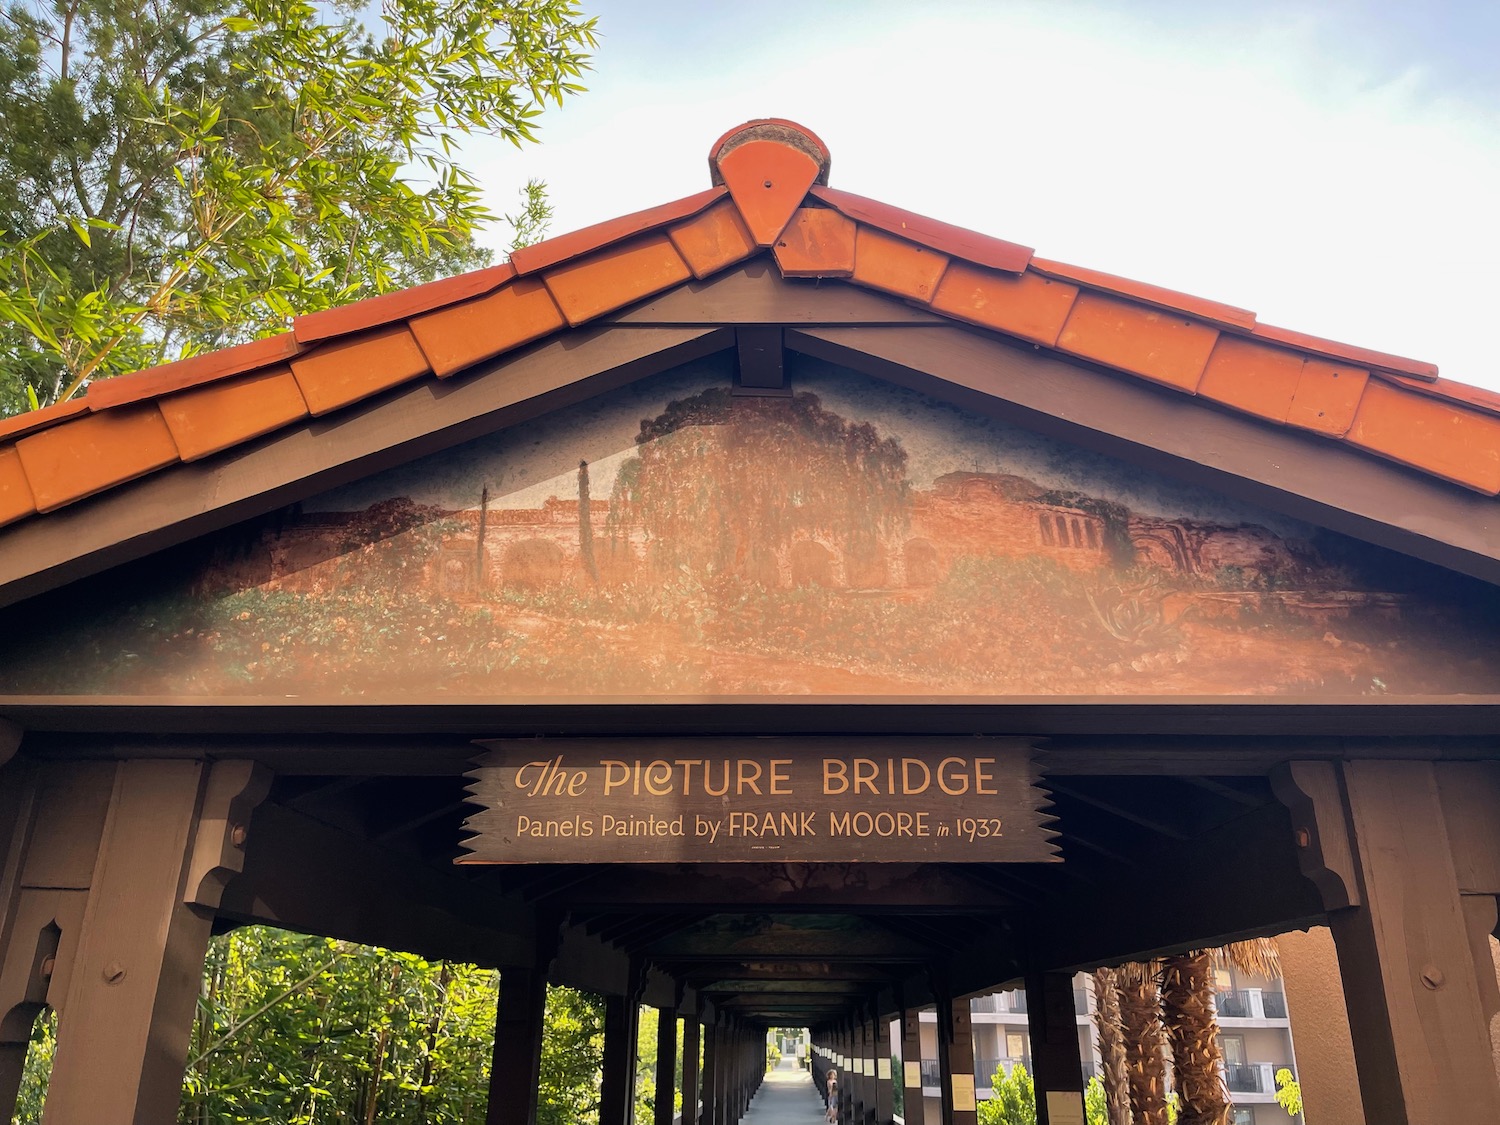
xmin=913 ymin=968 xmax=1300 ymax=1124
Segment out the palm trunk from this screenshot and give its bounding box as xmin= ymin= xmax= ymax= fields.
xmin=1116 ymin=963 xmax=1169 ymax=1125
xmin=1091 ymin=967 xmax=1132 ymax=1125
xmin=1160 ymin=951 xmax=1230 ymax=1125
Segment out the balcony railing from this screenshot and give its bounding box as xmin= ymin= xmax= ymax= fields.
xmin=1215 ymin=988 xmax=1289 ymax=1020
xmin=970 ymin=991 xmax=1026 ymax=1015
xmin=1224 ymin=1062 xmax=1295 ymax=1094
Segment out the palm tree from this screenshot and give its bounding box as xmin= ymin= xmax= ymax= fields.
xmin=1105 ymin=939 xmax=1282 ymax=1125
xmin=1160 ymin=939 xmax=1282 ymax=1125
xmin=1115 ymin=963 xmax=1170 ymax=1125
xmin=1090 ymin=967 xmax=1132 ymax=1125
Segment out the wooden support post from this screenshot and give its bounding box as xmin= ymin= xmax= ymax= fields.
xmin=722 ymin=1024 xmax=736 ymax=1125
xmin=681 ymin=1017 xmax=701 ymax=1125
xmin=600 ymin=992 xmax=637 ymax=1125
xmin=1334 ymin=761 xmax=1500 ymax=1124
xmin=485 ymin=965 xmax=548 ymax=1125
xmin=1026 ymin=972 xmax=1086 ymax=1125
xmin=874 ymin=1013 xmax=894 ymax=1125
xmin=1279 ymin=759 xmax=1500 ymax=1125
xmin=899 ymin=1003 xmax=926 ymax=1125
xmin=655 ymin=1006 xmax=679 ymax=1125
xmin=864 ymin=1014 xmax=876 ymax=1125
xmin=41 ymin=760 xmax=267 ymax=1125
xmin=699 ymin=1019 xmax=720 ymax=1125
xmin=935 ymin=992 xmax=977 ymax=1125
xmin=840 ymin=1021 xmax=854 ymax=1124
xmin=856 ymin=1014 xmax=873 ymax=1125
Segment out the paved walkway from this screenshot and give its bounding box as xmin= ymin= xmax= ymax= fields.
xmin=741 ymin=1057 xmax=828 ymax=1123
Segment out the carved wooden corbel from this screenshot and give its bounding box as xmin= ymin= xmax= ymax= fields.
xmin=1270 ymin=760 xmax=1361 ymax=911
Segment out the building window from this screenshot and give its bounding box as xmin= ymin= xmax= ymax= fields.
xmin=1230 ymin=1109 xmax=1253 ymax=1125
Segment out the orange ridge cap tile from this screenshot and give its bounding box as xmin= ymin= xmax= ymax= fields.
xmin=774 ymin=208 xmax=857 ymax=278
xmin=666 ymin=199 xmax=760 ymax=280
xmin=1347 ymin=379 xmax=1500 ymax=495
xmin=542 ymin=235 xmax=693 ymax=327
xmin=1196 ymin=336 xmax=1305 ymax=424
xmin=0 ymin=446 xmax=37 ymax=529
xmin=158 ymin=366 xmax=309 ymax=462
xmin=812 ymin=186 xmax=1033 ymax=274
xmin=1286 ymin=357 xmax=1368 ymax=437
xmin=15 ymin=404 xmax=181 ymax=512
xmin=85 ymin=332 xmax=306 ymax=411
xmin=1249 ymin=322 xmax=1437 ymax=381
xmin=1057 ymin=291 xmax=1220 ymax=393
xmin=931 ymin=261 xmax=1078 ymax=347
xmin=1030 ymin=258 xmax=1256 ymax=331
xmin=709 ymin=119 xmax=832 ymax=185
xmin=293 ymin=264 xmax=516 ymax=344
xmin=410 ymin=277 xmax=567 ymax=378
xmin=852 ymin=227 xmax=950 ymax=304
xmin=0 ymin=398 xmax=91 ymax=443
xmin=290 ymin=324 xmax=433 ymax=417
xmin=718 ymin=141 xmax=821 ymax=247
xmin=1376 ymin=372 xmax=1500 ymax=419
xmin=510 ymin=188 xmax=725 ymax=278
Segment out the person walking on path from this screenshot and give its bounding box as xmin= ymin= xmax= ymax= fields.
xmin=825 ymin=1069 xmax=839 ymax=1123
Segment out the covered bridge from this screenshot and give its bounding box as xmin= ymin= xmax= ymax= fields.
xmin=1 ymin=119 xmax=1499 ymax=1124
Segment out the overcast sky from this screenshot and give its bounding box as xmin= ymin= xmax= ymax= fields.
xmin=458 ymin=0 xmax=1500 ymax=394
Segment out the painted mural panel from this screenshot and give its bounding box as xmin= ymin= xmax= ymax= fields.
xmin=5 ymin=356 xmax=1499 ymax=697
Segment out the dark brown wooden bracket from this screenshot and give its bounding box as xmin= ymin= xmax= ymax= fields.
xmin=733 ymin=327 xmax=788 ymax=394
xmin=1271 ymin=760 xmax=1362 ymax=912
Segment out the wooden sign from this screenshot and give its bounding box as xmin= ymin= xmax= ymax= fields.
xmin=460 ymin=738 xmax=1057 ymax=863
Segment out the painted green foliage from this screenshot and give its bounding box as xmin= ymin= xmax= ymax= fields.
xmin=0 ymin=0 xmax=595 ymax=413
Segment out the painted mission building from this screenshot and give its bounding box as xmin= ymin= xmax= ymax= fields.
xmin=1 ymin=120 xmax=1499 ymax=1125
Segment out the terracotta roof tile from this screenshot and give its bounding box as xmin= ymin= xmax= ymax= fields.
xmin=1377 ymin=373 xmax=1500 ymax=418
xmin=773 ymin=208 xmax=857 ymax=278
xmin=813 ymin=186 xmax=1033 ymax=274
xmin=667 ymin=199 xmax=759 ymax=280
xmin=1249 ymin=321 xmax=1437 ymax=381
xmin=1058 ymin=291 xmax=1220 ymax=392
xmin=0 ymin=398 xmax=90 ymax=442
xmin=0 ymin=447 xmax=36 ymax=529
xmin=931 ymin=262 xmax=1078 ymax=347
xmin=1197 ymin=336 xmax=1304 ymax=423
xmin=16 ymin=404 xmax=180 ymax=511
xmin=292 ymin=264 xmax=516 ymax=344
xmin=542 ymin=234 xmax=692 ymax=327
xmin=1286 ymin=357 xmax=1368 ymax=437
xmin=1031 ymin=257 xmax=1256 ymax=331
xmin=158 ymin=367 xmax=309 ymax=462
xmin=409 ymin=277 xmax=566 ymax=377
xmin=510 ymin=189 xmax=724 ymax=277
xmin=86 ymin=332 xmax=306 ymax=409
xmin=1348 ymin=379 xmax=1500 ymax=494
xmin=852 ymin=227 xmax=949 ymax=304
xmin=718 ymin=139 xmax=822 ymax=248
xmin=290 ymin=325 xmax=432 ymax=416
xmin=1 ymin=116 xmax=1495 ymax=531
